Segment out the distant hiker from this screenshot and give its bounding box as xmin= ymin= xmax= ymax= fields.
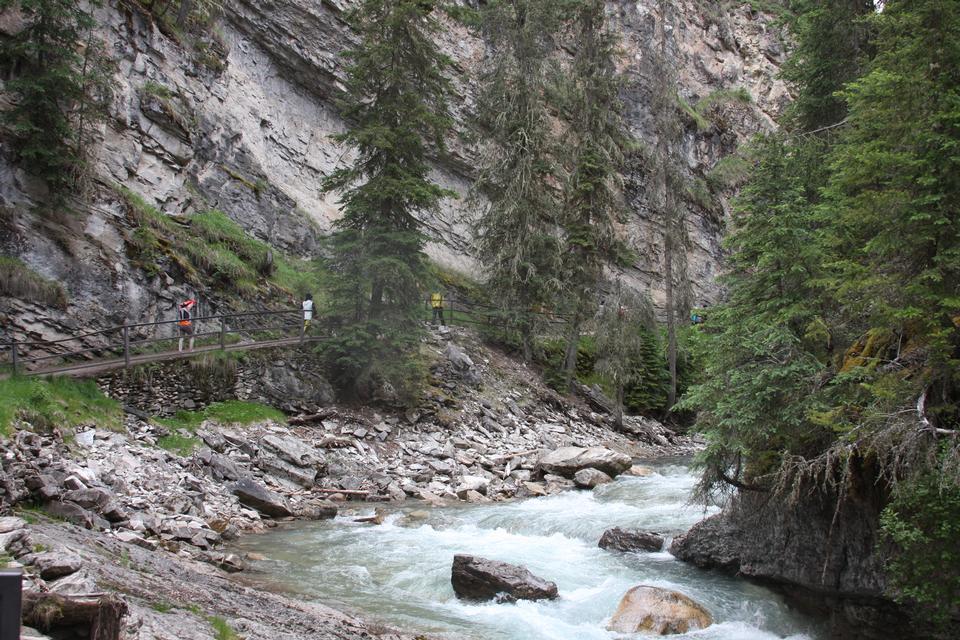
xmin=430 ymin=292 xmax=445 ymax=326
xmin=302 ymin=293 xmax=314 ymax=333
xmin=690 ymin=312 xmax=704 ymax=325
xmin=177 ymin=299 xmax=196 ymax=352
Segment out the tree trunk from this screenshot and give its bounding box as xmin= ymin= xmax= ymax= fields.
xmin=615 ymin=383 xmax=625 ymax=430
xmin=175 ymin=0 xmax=193 ymax=28
xmin=369 ymin=279 xmax=384 ymax=319
xmin=657 ymin=0 xmax=678 ymax=412
xmin=561 ymin=305 xmax=584 ymax=392
xmin=23 ymin=592 xmax=128 ymax=640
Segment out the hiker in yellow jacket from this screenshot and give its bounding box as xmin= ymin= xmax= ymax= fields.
xmin=430 ymin=292 xmax=445 ymax=326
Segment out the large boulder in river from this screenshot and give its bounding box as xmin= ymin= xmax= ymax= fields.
xmin=574 ymin=468 xmax=613 ymax=488
xmin=538 ymin=446 xmax=632 ymax=479
xmin=598 ymin=527 xmax=665 ymax=553
xmin=451 ymin=554 xmax=558 ymax=603
xmin=230 ymin=478 xmax=293 ymax=518
xmin=607 ymin=585 xmax=712 ymax=635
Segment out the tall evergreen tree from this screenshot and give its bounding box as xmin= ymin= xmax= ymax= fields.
xmin=653 ymin=0 xmax=687 ymax=410
xmin=0 ymin=0 xmax=113 ymax=201
xmin=473 ymin=0 xmax=567 ymax=362
xmin=557 ymin=0 xmax=629 ymax=391
xmin=320 ymin=0 xmax=454 ymax=400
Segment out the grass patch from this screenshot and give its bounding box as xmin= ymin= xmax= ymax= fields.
xmin=0 ymin=256 xmax=68 ymax=309
xmin=207 ymin=616 xmax=238 ymax=640
xmin=116 ymin=186 xmax=328 ymax=303
xmin=707 ymin=154 xmax=752 ymax=190
xmin=154 ymin=400 xmax=283 ymax=456
xmin=0 ymin=376 xmax=121 ymax=436
xmin=151 ymin=602 xmax=174 ymax=614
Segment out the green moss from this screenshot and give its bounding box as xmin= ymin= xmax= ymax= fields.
xmin=707 ymin=154 xmax=752 ymax=189
xmin=677 ymin=93 xmax=712 ymax=132
xmin=151 ymin=602 xmax=174 ymax=614
xmin=0 ymin=376 xmax=121 ymax=436
xmin=0 ymin=256 xmax=68 ymax=309
xmin=207 ymin=616 xmax=238 ymax=640
xmin=141 ymin=80 xmax=175 ymax=100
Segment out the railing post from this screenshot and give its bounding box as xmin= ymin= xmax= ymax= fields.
xmin=220 ymin=317 xmax=226 ymax=350
xmin=0 ymin=569 xmax=22 ymax=640
xmin=9 ymin=341 xmax=17 ymax=376
xmin=122 ymin=324 xmax=130 ymax=368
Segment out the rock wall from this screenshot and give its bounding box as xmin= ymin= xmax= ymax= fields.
xmin=669 ymin=457 xmax=957 ymax=640
xmin=0 ymin=0 xmax=788 ymax=346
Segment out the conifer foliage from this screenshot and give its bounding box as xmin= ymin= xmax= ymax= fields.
xmin=0 ymin=0 xmax=113 ymax=201
xmin=472 ymin=0 xmax=567 ymax=362
xmin=558 ymin=0 xmax=630 ymax=390
xmin=320 ymin=0 xmax=454 ymax=401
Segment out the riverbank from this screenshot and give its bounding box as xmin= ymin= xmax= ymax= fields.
xmin=0 ymin=328 xmax=698 ymax=638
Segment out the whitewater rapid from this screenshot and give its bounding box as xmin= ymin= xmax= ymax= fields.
xmin=234 ymin=461 xmax=822 ymax=639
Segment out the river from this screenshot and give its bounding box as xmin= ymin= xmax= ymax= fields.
xmin=234 ymin=460 xmax=822 ymax=639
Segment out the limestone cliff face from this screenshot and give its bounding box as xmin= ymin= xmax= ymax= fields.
xmin=0 ymin=0 xmax=788 ymax=344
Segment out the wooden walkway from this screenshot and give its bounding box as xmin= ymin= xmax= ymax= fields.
xmin=2 ymin=308 xmax=326 ymax=379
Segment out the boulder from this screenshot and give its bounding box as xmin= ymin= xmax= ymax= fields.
xmin=573 ymin=468 xmax=613 ymax=489
xmin=455 ymin=475 xmax=490 ymax=498
xmin=260 ymin=364 xmax=335 ymax=411
xmin=230 ymin=478 xmax=293 ymax=518
xmin=298 ymin=501 xmax=338 ymax=520
xmin=623 ymin=465 xmax=655 ymax=477
xmin=598 ymin=528 xmax=665 ymax=553
xmin=607 ymin=585 xmax=712 ymax=635
xmin=27 ymin=551 xmax=83 ymax=580
xmin=46 ymin=501 xmax=110 ymax=531
xmin=538 ymin=447 xmax=632 ymax=479
xmin=61 ymin=488 xmax=113 ymax=511
xmin=261 ymin=434 xmax=322 ymax=468
xmin=258 ymin=455 xmax=317 ymax=488
xmin=451 ymin=554 xmax=558 ymax=603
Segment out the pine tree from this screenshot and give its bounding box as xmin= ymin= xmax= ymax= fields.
xmin=472 ymin=0 xmax=567 ymax=362
xmin=557 ymin=0 xmax=630 ymax=391
xmin=320 ymin=0 xmax=454 ymax=401
xmin=652 ymin=0 xmax=688 ymax=411
xmin=0 ymin=0 xmax=113 ymax=202
xmin=594 ymin=284 xmax=656 ymax=429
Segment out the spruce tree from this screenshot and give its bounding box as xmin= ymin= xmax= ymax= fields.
xmin=473 ymin=0 xmax=567 ymax=362
xmin=594 ymin=284 xmax=656 ymax=429
xmin=320 ymin=0 xmax=454 ymax=401
xmin=557 ymin=0 xmax=629 ymax=391
xmin=0 ymin=0 xmax=113 ymax=202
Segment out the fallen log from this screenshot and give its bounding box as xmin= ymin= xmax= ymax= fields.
xmin=312 ymin=488 xmax=369 ymax=496
xmin=23 ymin=592 xmax=128 ymax=640
xmin=287 ymin=408 xmax=338 ymax=425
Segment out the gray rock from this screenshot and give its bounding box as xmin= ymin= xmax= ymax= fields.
xmin=298 ymin=501 xmax=337 ymax=520
xmin=27 ymin=551 xmax=83 ymax=579
xmin=538 ymin=446 xmax=632 ymax=479
xmin=48 ymin=568 xmax=98 ymax=595
xmin=257 ymin=455 xmax=317 ymax=488
xmin=62 ymin=487 xmax=114 ymax=511
xmin=445 ymin=343 xmax=474 ymax=371
xmin=599 ymin=527 xmax=665 ymax=553
xmin=573 ymin=468 xmax=613 ymax=489
xmin=260 ymin=364 xmax=335 ymax=411
xmin=261 ymin=434 xmax=321 ymax=468
xmin=209 ymin=453 xmax=244 ymax=481
xmin=230 ymin=478 xmax=293 ymax=518
xmin=46 ymin=501 xmax=110 ymax=530
xmin=451 ymin=554 xmax=558 ymax=602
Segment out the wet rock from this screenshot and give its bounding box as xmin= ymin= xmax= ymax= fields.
xmin=599 ymin=528 xmax=665 ymax=553
xmin=573 ymin=468 xmax=613 ymax=489
xmin=451 ymin=554 xmax=558 ymax=603
xmin=538 ymin=446 xmax=632 ymax=479
xmin=199 ymin=551 xmax=247 ymax=573
xmin=298 ymin=501 xmax=337 ymax=520
xmin=607 ymin=585 xmax=712 ymax=635
xmin=230 ymin=478 xmax=293 ymax=518
xmin=624 ymin=465 xmax=655 ymax=477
